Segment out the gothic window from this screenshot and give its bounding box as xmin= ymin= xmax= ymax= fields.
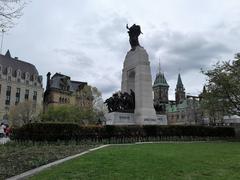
xmin=33 ymin=91 xmax=37 ymax=101
xmin=17 ymin=69 xmax=21 ymax=77
xmin=15 ymin=88 xmax=21 ymax=104
xmin=7 ymin=67 xmax=12 ymax=74
xmin=5 ymin=86 xmax=11 ymax=105
xmin=33 ymin=74 xmax=36 ymax=81
xmin=25 ymin=72 xmax=30 ymax=80
xmin=25 ymin=89 xmax=29 ymax=100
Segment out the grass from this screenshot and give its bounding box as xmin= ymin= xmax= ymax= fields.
xmin=0 ymin=141 xmax=99 ymax=179
xmin=30 ymin=142 xmax=240 ymax=180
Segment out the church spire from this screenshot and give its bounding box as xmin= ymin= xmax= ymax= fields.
xmin=5 ymin=49 xmax=11 ymax=58
xmin=176 ymin=73 xmax=184 ymax=88
xmin=175 ymin=73 xmax=185 ymax=104
xmin=158 ymin=57 xmax=161 ymax=74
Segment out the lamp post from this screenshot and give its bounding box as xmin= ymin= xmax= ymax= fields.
xmin=1 ymin=29 xmax=5 ymax=54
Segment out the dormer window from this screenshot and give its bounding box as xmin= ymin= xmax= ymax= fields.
xmin=17 ymin=69 xmax=21 ymax=77
xmin=25 ymin=72 xmax=30 ymax=80
xmin=33 ymin=74 xmax=37 ymax=81
xmin=7 ymin=67 xmax=12 ymax=74
xmin=39 ymin=76 xmax=42 ymax=83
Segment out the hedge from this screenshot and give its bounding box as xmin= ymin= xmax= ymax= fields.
xmin=11 ymin=123 xmax=235 ymax=142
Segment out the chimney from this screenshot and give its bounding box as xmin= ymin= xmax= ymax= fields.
xmin=46 ymin=72 xmax=51 ymax=90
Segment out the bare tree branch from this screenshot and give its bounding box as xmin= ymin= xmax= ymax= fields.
xmin=0 ymin=0 xmax=27 ymax=30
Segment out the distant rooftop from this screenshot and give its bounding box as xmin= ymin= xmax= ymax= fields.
xmin=0 ymin=50 xmax=40 ymax=79
xmin=153 ymin=71 xmax=169 ymax=88
xmin=49 ymin=72 xmax=87 ymax=92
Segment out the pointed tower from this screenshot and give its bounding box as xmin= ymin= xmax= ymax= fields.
xmin=153 ymin=61 xmax=169 ymax=114
xmin=175 ymin=73 xmax=185 ymax=104
xmin=199 ymin=85 xmax=206 ymax=101
xmin=5 ymin=49 xmax=11 ymax=58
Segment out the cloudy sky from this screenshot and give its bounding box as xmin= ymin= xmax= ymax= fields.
xmin=3 ymin=0 xmax=240 ymax=99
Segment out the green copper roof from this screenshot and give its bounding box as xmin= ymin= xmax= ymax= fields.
xmin=166 ymin=100 xmax=188 ymax=113
xmin=153 ymin=72 xmax=169 ymax=88
xmin=176 ymin=73 xmax=184 ymax=88
xmin=166 ymin=98 xmax=200 ymax=113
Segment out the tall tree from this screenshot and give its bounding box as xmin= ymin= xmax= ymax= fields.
xmin=9 ymin=101 xmax=40 ymax=127
xmin=202 ymin=53 xmax=240 ymax=121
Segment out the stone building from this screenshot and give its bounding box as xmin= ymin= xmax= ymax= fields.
xmin=167 ymin=75 xmax=203 ymax=125
xmin=167 ymin=96 xmax=202 ymax=125
xmin=0 ymin=50 xmax=43 ymax=122
xmin=153 ymin=71 xmax=202 ymax=125
xmin=44 ymin=72 xmax=93 ymax=111
xmin=153 ymin=68 xmax=169 ymax=114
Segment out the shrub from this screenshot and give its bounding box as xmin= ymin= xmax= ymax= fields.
xmin=11 ymin=123 xmax=235 ymax=142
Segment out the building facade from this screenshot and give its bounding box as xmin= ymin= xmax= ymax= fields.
xmin=153 ymin=68 xmax=169 ymax=114
xmin=0 ymin=50 xmax=43 ymax=122
xmin=44 ymin=72 xmax=93 ymax=111
xmin=153 ymin=72 xmax=202 ymax=125
xmin=167 ymin=96 xmax=202 ymax=125
xmin=167 ymin=74 xmax=202 ymax=125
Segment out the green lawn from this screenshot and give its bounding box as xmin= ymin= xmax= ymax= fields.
xmin=30 ymin=142 xmax=240 ymax=180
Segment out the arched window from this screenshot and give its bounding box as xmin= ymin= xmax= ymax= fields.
xmin=7 ymin=67 xmax=12 ymax=74
xmin=25 ymin=72 xmax=30 ymax=80
xmin=17 ymin=69 xmax=21 ymax=77
xmin=34 ymin=74 xmax=37 ymax=81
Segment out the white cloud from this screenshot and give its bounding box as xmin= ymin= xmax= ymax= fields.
xmin=3 ymin=0 xmax=240 ymax=100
